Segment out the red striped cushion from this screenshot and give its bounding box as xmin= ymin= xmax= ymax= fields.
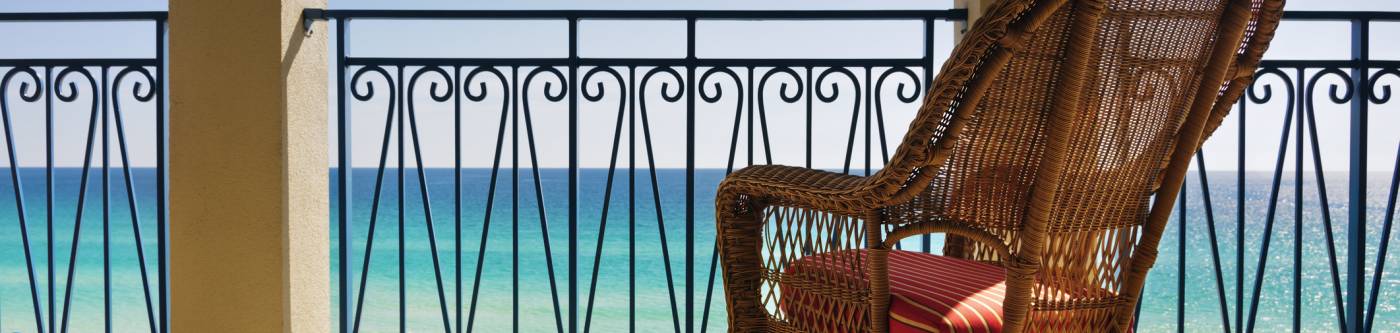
xmin=781 ymin=250 xmax=1007 ymax=333
xmin=885 ymin=250 xmax=1006 ymax=333
xmin=782 ymin=250 xmax=1134 ymax=332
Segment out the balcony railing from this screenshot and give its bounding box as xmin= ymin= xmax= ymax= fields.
xmin=325 ymin=9 xmax=964 ymax=333
xmin=2 ymin=6 xmax=1399 ymax=333
xmin=0 ymin=11 xmax=168 ymax=333
xmin=321 ymin=8 xmax=1400 ymax=333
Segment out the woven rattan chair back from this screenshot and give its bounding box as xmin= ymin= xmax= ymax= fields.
xmin=926 ymin=0 xmax=1281 ymax=330
xmin=715 ymin=0 xmax=1283 ymax=332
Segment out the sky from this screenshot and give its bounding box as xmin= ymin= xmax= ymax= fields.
xmin=0 ymin=0 xmax=1398 ymax=171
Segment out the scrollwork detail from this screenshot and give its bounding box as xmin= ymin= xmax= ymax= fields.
xmin=875 ymin=66 xmax=921 ymax=104
xmin=461 ymin=66 xmax=507 ymax=102
xmin=582 ymin=66 xmax=626 ymax=103
xmin=2 ymin=67 xmax=44 ymax=105
xmin=113 ymin=66 xmax=157 ymax=103
xmin=54 ymin=66 xmax=97 ymax=103
xmin=759 ymin=66 xmax=803 ymax=105
xmin=698 ymin=67 xmax=742 ymax=104
xmin=524 ymin=66 xmax=568 ymax=103
xmin=1305 ymin=67 xmax=1352 ymax=106
xmin=1369 ymin=67 xmax=1399 ymax=104
xmin=409 ymin=65 xmax=455 ymax=103
xmin=1246 ymin=67 xmax=1294 ymax=106
xmin=641 ymin=66 xmax=685 ymax=104
xmin=351 ymin=65 xmax=396 ymax=104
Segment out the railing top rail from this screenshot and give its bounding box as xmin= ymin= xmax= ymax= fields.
xmin=313 ymin=9 xmax=969 ymax=20
xmin=0 ymin=11 xmax=166 ymax=21
xmin=309 ymin=9 xmax=1400 ymax=22
xmin=1260 ymin=59 xmax=1400 ymax=68
xmin=1282 ymin=10 xmax=1400 ymax=21
xmin=1 ymin=9 xmax=1396 ymax=22
xmin=0 ymin=58 xmax=161 ymax=66
xmin=340 ymin=57 xmax=934 ymax=66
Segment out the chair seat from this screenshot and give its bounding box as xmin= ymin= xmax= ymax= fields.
xmin=886 ymin=251 xmax=1008 ymax=333
xmin=782 ymin=250 xmax=1007 ymax=333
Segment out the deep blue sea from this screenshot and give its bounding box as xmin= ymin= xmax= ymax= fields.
xmin=1 ymin=168 xmax=1398 ymax=332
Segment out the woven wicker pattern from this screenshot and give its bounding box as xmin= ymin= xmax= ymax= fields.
xmin=716 ymin=0 xmax=1284 ymax=332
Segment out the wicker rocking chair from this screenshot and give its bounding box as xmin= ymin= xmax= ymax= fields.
xmin=716 ymin=0 xmax=1283 ymax=332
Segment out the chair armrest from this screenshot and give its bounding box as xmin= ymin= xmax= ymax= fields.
xmin=715 ymin=165 xmax=880 ymax=332
xmin=881 ymin=220 xmax=1011 ymax=260
xmin=717 ymin=164 xmax=878 ymax=214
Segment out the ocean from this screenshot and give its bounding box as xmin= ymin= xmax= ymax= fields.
xmin=1 ymin=168 xmax=1398 ymax=332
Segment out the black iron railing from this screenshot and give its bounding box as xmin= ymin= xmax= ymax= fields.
xmin=1168 ymin=11 xmax=1400 ymax=333
xmin=317 ymin=8 xmax=1400 ymax=333
xmin=5 ymin=6 xmax=1392 ymax=333
xmin=322 ymin=9 xmax=961 ymax=333
xmin=0 ymin=11 xmax=168 ymax=333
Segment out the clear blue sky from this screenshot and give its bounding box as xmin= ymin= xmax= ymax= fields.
xmin=1 ymin=0 xmax=1398 ymax=171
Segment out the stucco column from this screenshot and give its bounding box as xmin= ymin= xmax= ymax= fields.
xmin=168 ymin=0 xmax=328 ymax=332
xmin=953 ymin=0 xmax=996 ymax=42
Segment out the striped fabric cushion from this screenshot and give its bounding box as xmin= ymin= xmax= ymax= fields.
xmin=884 ymin=250 xmax=1006 ymax=333
xmin=781 ymin=250 xmax=1008 ymax=333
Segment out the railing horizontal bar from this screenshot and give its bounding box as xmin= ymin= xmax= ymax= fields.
xmin=1282 ymin=10 xmax=1400 ymax=21
xmin=319 ymin=9 xmax=967 ymax=20
xmin=0 ymin=11 xmax=166 ymax=21
xmin=344 ymin=57 xmax=929 ymax=67
xmin=341 ymin=58 xmax=1400 ymax=70
xmin=5 ymin=9 xmax=1388 ymax=24
xmin=1259 ymin=59 xmax=1400 ymax=68
xmin=3 ymin=9 xmax=1392 ymax=22
xmin=0 ymin=59 xmax=159 ymax=67
xmin=311 ymin=9 xmax=1400 ymax=22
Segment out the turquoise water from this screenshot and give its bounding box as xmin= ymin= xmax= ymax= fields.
xmin=2 ymin=168 xmax=1398 ymax=332
xmin=0 ymin=168 xmax=162 ymax=333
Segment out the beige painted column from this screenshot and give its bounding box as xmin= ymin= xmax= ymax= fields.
xmin=953 ymin=0 xmax=996 ymax=42
xmin=168 ymin=0 xmax=328 ymax=332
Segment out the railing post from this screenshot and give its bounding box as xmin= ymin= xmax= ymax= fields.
xmin=569 ymin=16 xmax=580 ymax=333
xmin=335 ymin=15 xmax=350 ymax=333
xmin=684 ymin=16 xmax=696 ymax=333
xmin=1346 ymin=17 xmax=1369 ymax=333
xmin=168 ymin=0 xmax=330 ymax=332
xmin=156 ymin=16 xmax=171 ymax=333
